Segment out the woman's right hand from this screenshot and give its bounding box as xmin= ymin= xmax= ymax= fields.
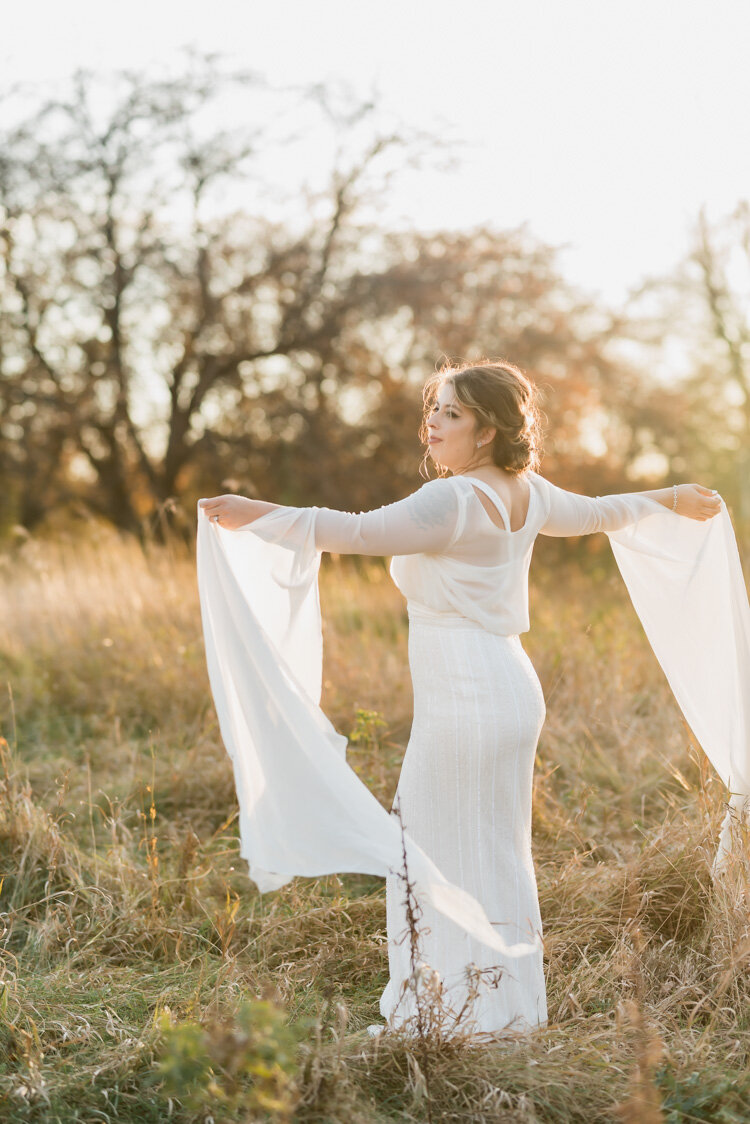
xmin=199 ymin=494 xmax=259 ymax=530
xmin=676 ymin=483 xmax=722 ymax=520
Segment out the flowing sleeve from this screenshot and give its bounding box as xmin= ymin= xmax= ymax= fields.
xmin=603 ymin=496 xmax=750 ymax=875
xmin=533 ymin=471 xmax=750 ymax=874
xmin=195 ymin=497 xmax=540 ymax=963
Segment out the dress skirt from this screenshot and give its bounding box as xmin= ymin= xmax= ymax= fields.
xmin=379 ymin=603 xmax=548 ymax=1036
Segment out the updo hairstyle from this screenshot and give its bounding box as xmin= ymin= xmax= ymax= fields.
xmin=419 ymin=359 xmax=543 ymax=478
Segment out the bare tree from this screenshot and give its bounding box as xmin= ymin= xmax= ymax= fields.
xmin=0 ymin=56 xmax=441 ymax=538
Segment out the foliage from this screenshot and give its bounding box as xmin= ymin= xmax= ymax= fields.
xmin=152 ymin=997 xmax=307 ymax=1120
xmin=655 ymin=1066 xmax=750 ymax=1123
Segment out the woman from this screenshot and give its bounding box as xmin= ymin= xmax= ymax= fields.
xmin=197 ymin=360 xmax=744 ymax=1039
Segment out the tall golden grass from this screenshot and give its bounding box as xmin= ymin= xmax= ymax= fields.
xmin=0 ymin=520 xmax=747 ymax=1122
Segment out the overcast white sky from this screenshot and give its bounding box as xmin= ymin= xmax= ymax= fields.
xmin=4 ymin=0 xmax=750 ymax=309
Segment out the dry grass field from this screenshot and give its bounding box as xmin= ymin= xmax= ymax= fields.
xmin=0 ymin=519 xmax=748 ymax=1123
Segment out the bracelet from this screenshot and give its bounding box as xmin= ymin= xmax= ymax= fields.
xmin=672 ymin=484 xmax=678 ymax=511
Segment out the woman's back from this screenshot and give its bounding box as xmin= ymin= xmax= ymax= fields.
xmin=461 ymin=470 xmax=533 ymax=533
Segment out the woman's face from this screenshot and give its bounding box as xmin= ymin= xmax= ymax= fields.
xmin=425 ymin=381 xmax=494 ymax=473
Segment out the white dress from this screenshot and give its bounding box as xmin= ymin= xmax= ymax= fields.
xmin=380 ymin=475 xmax=549 ymax=1032
xmin=195 ymin=470 xmax=750 ymax=1038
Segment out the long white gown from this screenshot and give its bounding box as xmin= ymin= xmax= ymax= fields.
xmin=195 ymin=470 xmax=750 ymax=1038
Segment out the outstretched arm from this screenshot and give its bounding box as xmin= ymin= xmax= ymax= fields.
xmin=199 ymin=478 xmax=461 ymax=557
xmin=538 ymin=477 xmax=721 ymax=537
xmin=311 ymin=479 xmax=460 ymax=555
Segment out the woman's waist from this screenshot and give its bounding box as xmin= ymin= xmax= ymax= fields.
xmin=406 ymin=599 xmax=519 ymax=637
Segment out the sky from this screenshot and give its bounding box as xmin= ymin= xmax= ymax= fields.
xmin=4 ymin=0 xmax=750 ymax=312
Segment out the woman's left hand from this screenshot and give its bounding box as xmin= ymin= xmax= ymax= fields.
xmin=675 ymin=484 xmax=723 ymax=521
xmin=198 ymin=494 xmax=257 ymax=531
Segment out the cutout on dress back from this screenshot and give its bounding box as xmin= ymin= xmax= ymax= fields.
xmin=465 ymin=476 xmax=533 ymax=534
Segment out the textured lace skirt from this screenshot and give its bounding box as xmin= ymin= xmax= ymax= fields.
xmin=379 ymin=603 xmax=548 ymax=1037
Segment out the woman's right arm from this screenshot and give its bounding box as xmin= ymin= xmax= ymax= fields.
xmin=204 ymin=478 xmax=462 ymax=556
xmin=312 ymin=478 xmax=461 ymax=556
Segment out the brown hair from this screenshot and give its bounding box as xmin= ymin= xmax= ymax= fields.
xmin=419 ymin=359 xmax=544 ymax=478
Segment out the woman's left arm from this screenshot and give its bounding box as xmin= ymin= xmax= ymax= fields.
xmin=539 ymin=478 xmax=722 ymax=537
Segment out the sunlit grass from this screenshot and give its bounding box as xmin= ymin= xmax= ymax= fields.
xmin=0 ymin=522 xmax=747 ymax=1122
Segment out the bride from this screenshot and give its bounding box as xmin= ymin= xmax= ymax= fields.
xmin=197 ymin=359 xmax=745 ymax=1039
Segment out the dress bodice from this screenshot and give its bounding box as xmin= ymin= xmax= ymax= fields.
xmin=389 ymin=474 xmax=543 ymax=635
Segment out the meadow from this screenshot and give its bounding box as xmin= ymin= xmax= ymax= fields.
xmin=0 ymin=517 xmax=748 ymax=1123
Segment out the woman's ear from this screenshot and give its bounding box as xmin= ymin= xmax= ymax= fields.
xmin=477 ymin=426 xmax=496 ymax=447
